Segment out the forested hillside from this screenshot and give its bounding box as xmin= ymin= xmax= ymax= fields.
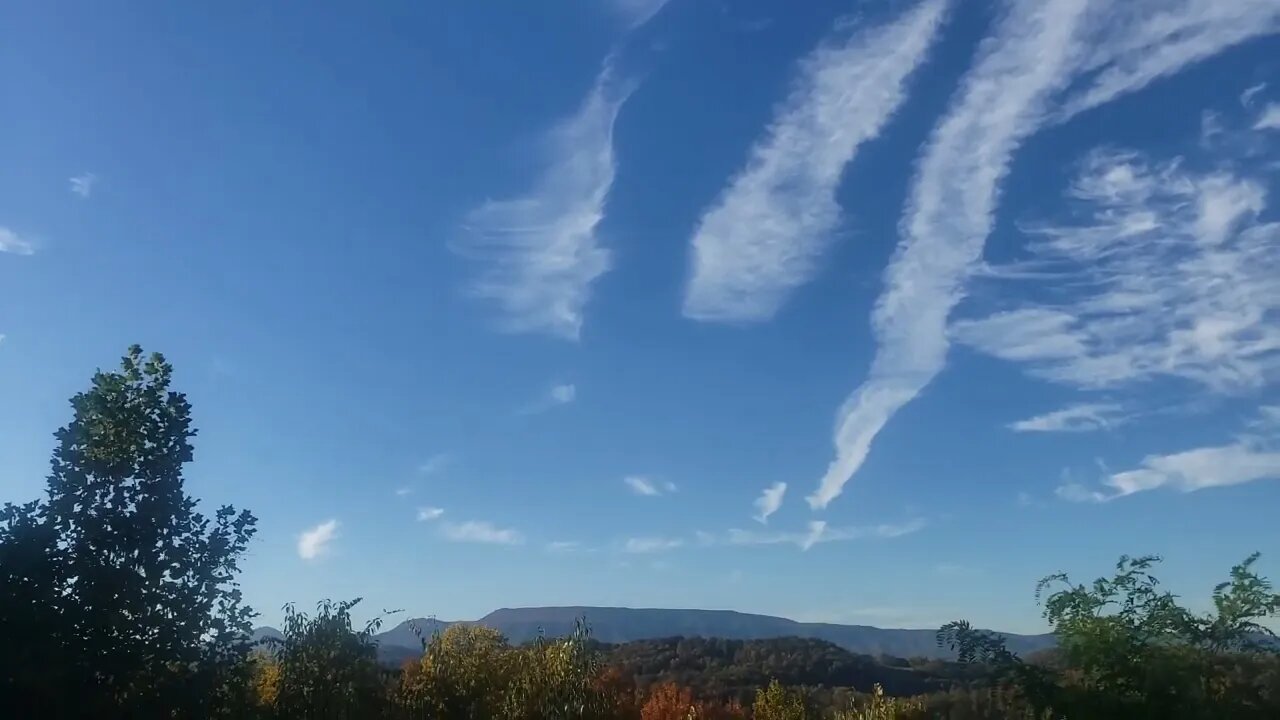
xmin=364 ymin=608 xmax=1054 ymax=661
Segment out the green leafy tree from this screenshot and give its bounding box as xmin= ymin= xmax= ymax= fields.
xmin=752 ymin=679 xmax=806 ymax=720
xmin=398 ymin=624 xmax=514 ymax=718
xmin=272 ymin=598 xmax=389 ymax=719
xmin=0 ymin=345 xmax=258 ymax=718
xmin=939 ymin=553 xmax=1280 ymax=719
xmin=505 ymin=620 xmax=619 ymax=720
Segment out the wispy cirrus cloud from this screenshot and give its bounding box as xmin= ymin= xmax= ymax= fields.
xmin=808 ymin=0 xmax=1091 ymax=509
xmin=1240 ymin=83 xmax=1267 ymax=107
xmin=418 ymin=453 xmax=451 ymax=476
xmin=1054 ymin=0 xmax=1280 ymax=122
xmin=0 ymin=227 xmax=35 ymax=255
xmin=610 ymin=0 xmax=670 ymax=30
xmin=752 ymin=482 xmax=787 ymax=523
xmin=440 ymin=520 xmax=524 ymax=545
xmin=1009 ymin=403 xmax=1128 ymax=433
xmin=457 ymin=66 xmax=630 ymax=341
xmin=1059 ymin=437 xmax=1280 ymax=503
xmin=807 ymin=0 xmax=1278 ymax=510
xmin=724 ymin=518 xmax=926 ymax=551
xmin=416 ymin=507 xmax=445 ymax=522
xmin=298 ymin=519 xmax=339 ymax=560
xmin=623 ymin=475 xmax=676 ymax=496
xmin=683 ymin=0 xmax=948 ymax=322
xmin=954 ymin=150 xmax=1279 ymax=393
xmin=624 ymin=536 xmax=684 ymax=553
xmin=69 ymin=172 xmax=96 ymax=198
xmin=1255 ymin=103 xmax=1280 ymax=131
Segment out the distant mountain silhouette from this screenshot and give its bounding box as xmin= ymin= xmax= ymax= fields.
xmin=290 ymin=606 xmax=1056 ymax=662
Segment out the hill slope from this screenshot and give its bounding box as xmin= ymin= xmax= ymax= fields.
xmin=364 ymin=606 xmax=1053 ymax=661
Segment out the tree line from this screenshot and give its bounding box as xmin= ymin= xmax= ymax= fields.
xmin=2 ymin=347 xmax=1279 ymax=719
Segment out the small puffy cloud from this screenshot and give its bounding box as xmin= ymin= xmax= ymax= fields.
xmin=69 ymin=172 xmax=96 ymax=198
xmin=752 ymin=482 xmax=787 ymax=523
xmin=550 ymin=384 xmax=576 ymax=404
xmin=546 ymin=541 xmax=582 ymax=553
xmin=0 ymin=227 xmax=35 ymax=255
xmin=624 ymin=536 xmax=684 ymax=554
xmin=416 ymin=506 xmax=445 ymax=522
xmin=623 ymin=475 xmax=676 ymax=496
xmin=440 ymin=520 xmax=524 ymax=545
xmin=1009 ymin=403 xmax=1127 ymax=433
xmin=297 ymin=519 xmax=339 ymax=560
xmin=519 ymin=384 xmax=577 ymax=415
xmin=394 ymin=487 xmax=413 ymax=496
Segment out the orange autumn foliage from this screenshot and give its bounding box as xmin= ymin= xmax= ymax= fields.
xmin=642 ymin=682 xmax=697 ymax=720
xmin=640 ymin=681 xmax=746 ymax=720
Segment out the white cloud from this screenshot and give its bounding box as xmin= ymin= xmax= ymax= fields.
xmin=610 ymin=0 xmax=670 ymax=29
xmin=440 ymin=520 xmax=524 ymax=545
xmin=752 ymin=482 xmax=787 ymax=523
xmin=394 ymin=487 xmax=413 ymax=496
xmin=457 ymin=66 xmax=629 ymax=341
xmin=418 ymin=453 xmax=450 ymax=476
xmin=546 ymin=540 xmax=582 ymax=553
xmin=549 ymin=384 xmax=576 ymax=404
xmin=416 ymin=507 xmax=445 ymax=522
xmin=0 ymin=227 xmax=35 ymax=255
xmin=807 ymin=0 xmax=1279 ymax=510
xmin=1241 ymin=82 xmax=1267 ymax=107
xmin=1059 ymin=408 xmax=1280 ymax=502
xmin=955 ymin=150 xmax=1279 ymax=393
xmin=724 ymin=518 xmax=926 ymax=551
xmin=1062 ymin=442 xmax=1280 ymax=502
xmin=807 ymin=0 xmax=1092 ymax=510
xmin=518 ymin=383 xmax=577 ymax=415
xmin=1254 ymin=103 xmax=1280 ymax=131
xmin=1009 ymin=403 xmax=1127 ymax=433
xmin=1054 ymin=0 xmax=1280 ymax=122
xmin=69 ymin=172 xmax=96 ymax=198
xmin=624 ymin=536 xmax=684 ymax=553
xmin=623 ymin=475 xmax=675 ymax=496
xmin=297 ymin=519 xmax=339 ymax=560
xmin=683 ymin=0 xmax=948 ymax=322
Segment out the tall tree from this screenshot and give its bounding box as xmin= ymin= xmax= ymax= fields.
xmin=0 ymin=346 xmax=258 ymax=718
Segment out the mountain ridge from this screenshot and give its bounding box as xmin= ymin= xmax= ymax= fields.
xmin=255 ymin=605 xmax=1054 ymax=661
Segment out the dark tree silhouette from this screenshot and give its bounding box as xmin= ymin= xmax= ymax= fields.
xmin=0 ymin=346 xmax=258 ymax=718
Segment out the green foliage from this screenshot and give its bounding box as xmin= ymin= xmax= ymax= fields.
xmin=7 ymin=347 xmax=1280 ymax=720
xmin=399 ymin=624 xmax=514 ymax=718
xmin=0 ymin=345 xmax=258 ymax=718
xmin=752 ymin=679 xmax=807 ymax=720
xmin=940 ymin=553 xmax=1280 ymax=719
xmin=271 ymin=598 xmax=391 ymax=719
xmin=604 ymin=636 xmax=941 ymax=704
xmin=835 ymin=684 xmax=926 ymax=720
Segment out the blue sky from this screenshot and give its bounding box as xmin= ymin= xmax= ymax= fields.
xmin=2 ymin=0 xmax=1279 ymax=634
